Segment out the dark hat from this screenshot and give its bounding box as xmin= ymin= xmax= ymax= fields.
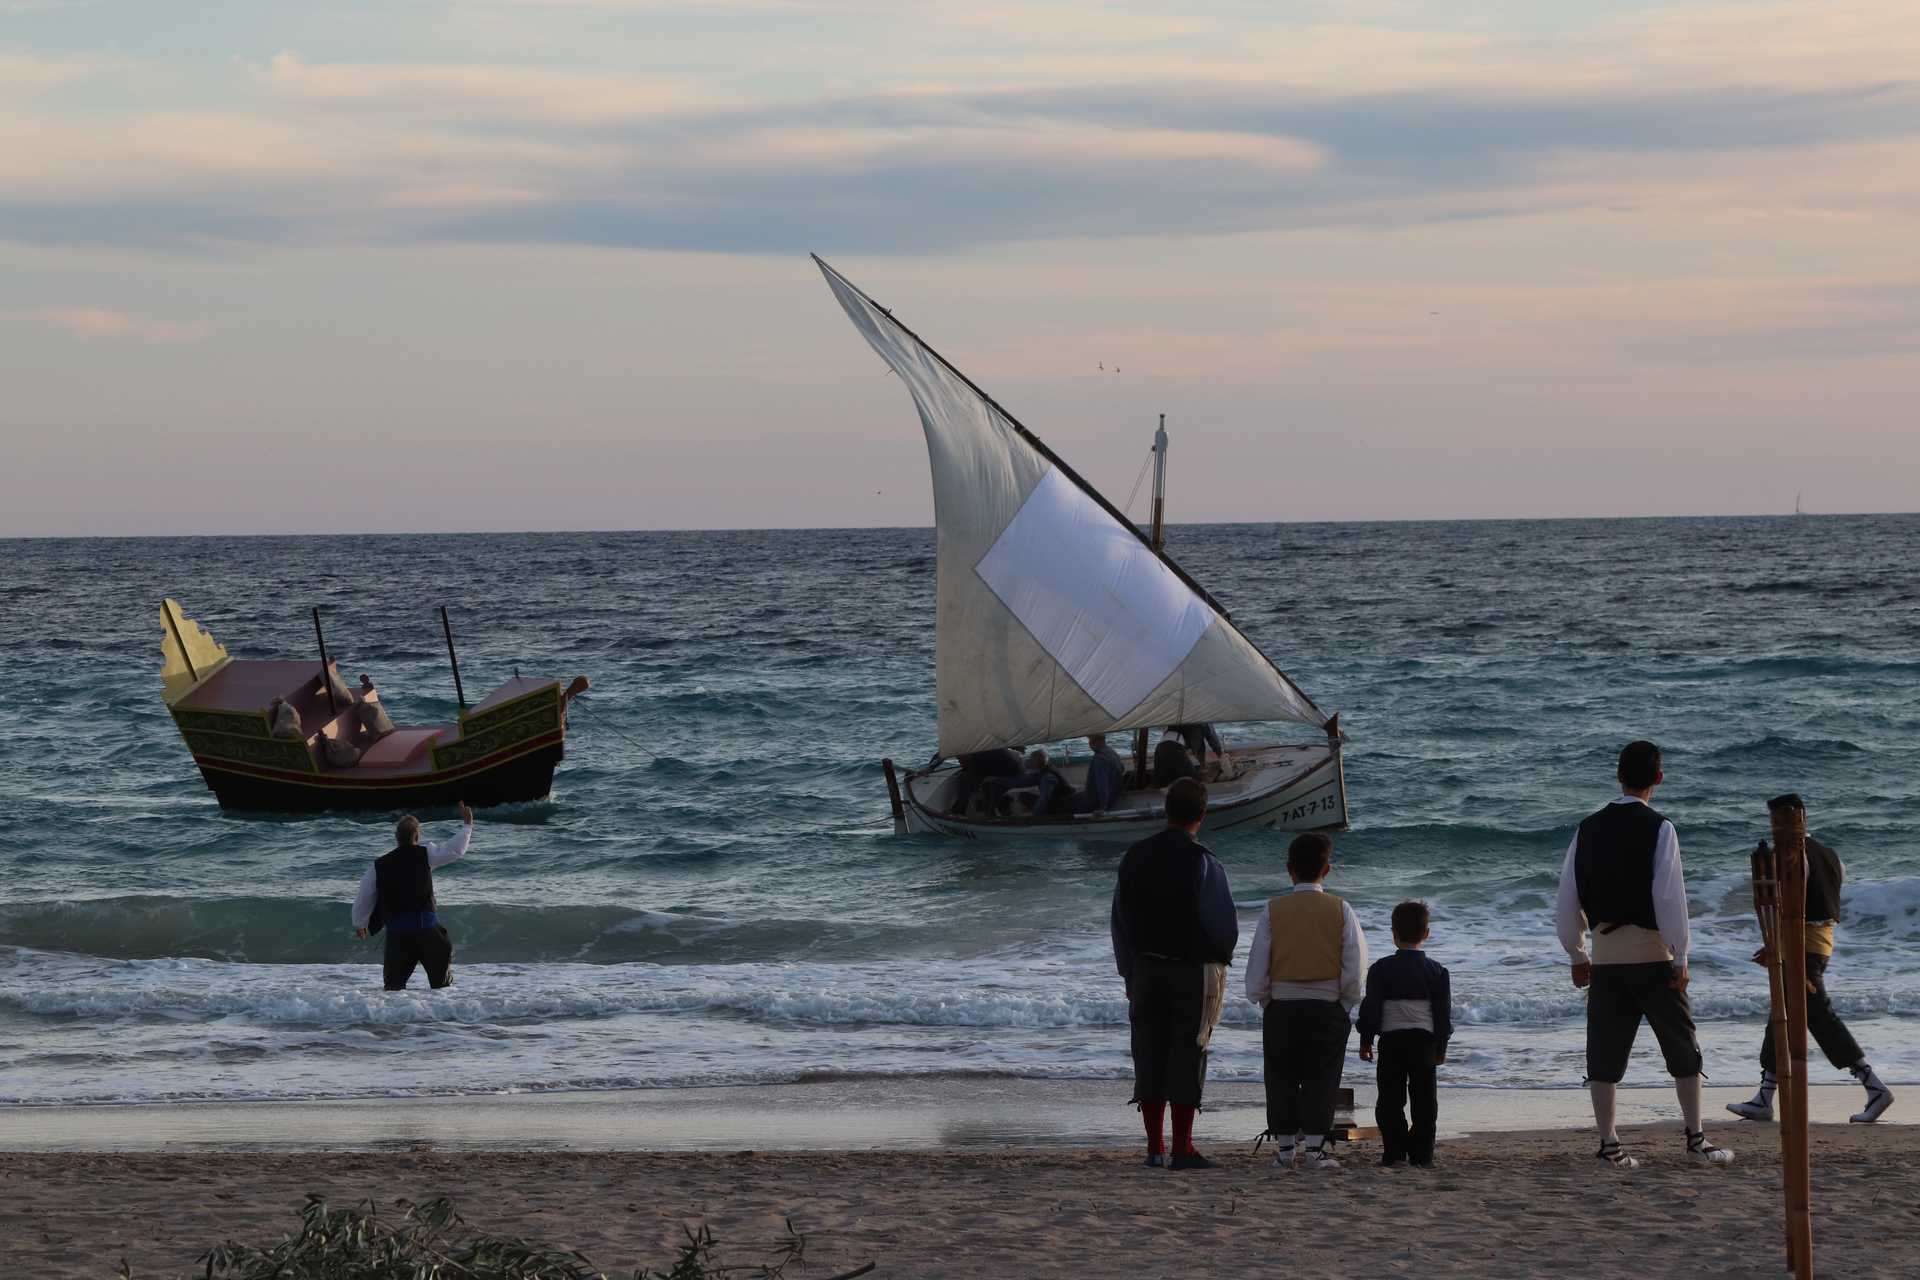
xmin=1767 ymin=793 xmax=1806 ymax=813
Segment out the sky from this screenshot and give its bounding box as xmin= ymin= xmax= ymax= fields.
xmin=2 ymin=0 xmax=1917 ymax=535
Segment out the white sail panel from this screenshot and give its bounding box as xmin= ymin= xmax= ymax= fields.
xmin=817 ymin=258 xmax=1327 ymax=755
xmin=977 ymin=469 xmax=1212 ymax=718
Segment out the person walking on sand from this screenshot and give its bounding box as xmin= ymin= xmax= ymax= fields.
xmin=352 ymin=800 xmax=474 ymax=991
xmin=1111 ymin=777 xmax=1237 ymax=1170
xmin=1556 ymin=741 xmax=1733 ymax=1169
xmin=1245 ymin=831 xmax=1367 ymax=1171
xmin=1728 ymin=793 xmax=1894 ymax=1125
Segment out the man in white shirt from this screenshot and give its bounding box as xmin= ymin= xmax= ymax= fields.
xmin=1556 ymin=741 xmax=1732 ymax=1169
xmin=352 ymin=801 xmax=473 ymax=991
xmin=1245 ymin=832 xmax=1367 ymax=1171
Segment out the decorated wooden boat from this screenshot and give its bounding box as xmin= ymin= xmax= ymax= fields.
xmin=161 ymin=599 xmax=588 ymax=812
xmin=814 ymin=256 xmax=1350 ymax=840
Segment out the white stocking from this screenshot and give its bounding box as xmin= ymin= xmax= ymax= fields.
xmin=1590 ymin=1081 xmax=1620 ymax=1144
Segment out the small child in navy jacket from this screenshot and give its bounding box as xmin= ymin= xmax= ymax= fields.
xmin=1358 ymin=901 xmax=1453 ymax=1167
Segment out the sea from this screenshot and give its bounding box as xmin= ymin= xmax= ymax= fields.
xmin=2 ymin=517 xmax=1917 ymax=1109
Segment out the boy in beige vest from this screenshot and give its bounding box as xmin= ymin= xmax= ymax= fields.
xmin=1245 ymin=832 xmax=1367 ymax=1171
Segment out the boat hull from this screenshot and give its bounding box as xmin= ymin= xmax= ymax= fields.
xmin=195 ymin=738 xmax=564 ymax=813
xmin=900 ymin=740 xmax=1348 ymax=841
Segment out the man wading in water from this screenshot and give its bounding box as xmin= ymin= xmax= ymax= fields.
xmin=352 ymin=800 xmax=474 ymax=991
xmin=1111 ymin=777 xmax=1237 ymax=1169
xmin=1555 ymin=742 xmax=1733 ymax=1169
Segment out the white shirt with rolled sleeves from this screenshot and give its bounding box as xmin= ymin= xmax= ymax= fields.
xmin=1555 ymin=795 xmax=1690 ymax=968
xmin=350 ymin=822 xmax=473 ymax=932
xmin=1243 ymin=882 xmax=1368 ymax=1011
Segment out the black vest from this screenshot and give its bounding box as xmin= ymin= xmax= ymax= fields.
xmin=1151 ymin=739 xmax=1198 ymax=788
xmin=374 ymin=844 xmax=436 ymax=917
xmin=1116 ymin=829 xmax=1213 ymax=962
xmin=1574 ymin=801 xmax=1666 ymax=932
xmin=1806 ymin=836 xmax=1843 ymax=922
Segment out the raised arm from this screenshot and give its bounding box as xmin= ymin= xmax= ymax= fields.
xmin=426 ymin=800 xmax=475 ymax=869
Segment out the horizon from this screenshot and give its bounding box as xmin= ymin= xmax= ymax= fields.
xmin=6 ymin=505 xmax=1914 ymax=542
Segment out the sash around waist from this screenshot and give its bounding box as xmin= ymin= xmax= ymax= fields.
xmin=384 ymin=909 xmax=440 ymax=934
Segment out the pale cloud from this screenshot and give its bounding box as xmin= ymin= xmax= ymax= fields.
xmin=35 ymin=307 xmax=207 ymax=343
xmin=260 ymin=52 xmax=707 ymax=124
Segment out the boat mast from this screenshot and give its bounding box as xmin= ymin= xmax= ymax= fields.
xmin=312 ymin=608 xmax=339 ymax=717
xmin=1132 ymin=415 xmax=1170 ymax=784
xmin=441 ymin=605 xmax=468 ymax=712
xmin=1150 ymin=414 xmax=1168 ymax=553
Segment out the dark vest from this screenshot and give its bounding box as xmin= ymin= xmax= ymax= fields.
xmin=1151 ymin=739 xmax=1199 ymax=788
xmin=1574 ymin=801 xmax=1666 ymax=932
xmin=374 ymin=844 xmax=436 ymax=930
xmin=1116 ymin=829 xmax=1212 ymax=962
xmin=1806 ymin=836 xmax=1843 ymax=922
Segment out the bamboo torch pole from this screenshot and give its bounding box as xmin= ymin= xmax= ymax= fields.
xmin=1768 ymin=793 xmax=1814 ymax=1279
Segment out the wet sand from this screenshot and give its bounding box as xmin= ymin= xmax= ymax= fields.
xmin=3 ymin=1085 xmax=1914 ymax=1277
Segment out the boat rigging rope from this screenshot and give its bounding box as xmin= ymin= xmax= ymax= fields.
xmin=1121 ymin=447 xmax=1154 ymax=522
xmin=566 ymin=696 xmax=656 ymax=761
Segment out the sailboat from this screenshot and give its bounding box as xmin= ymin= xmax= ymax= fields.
xmin=1795 ymin=490 xmax=1807 ymax=517
xmin=815 ymin=256 xmax=1350 ymax=840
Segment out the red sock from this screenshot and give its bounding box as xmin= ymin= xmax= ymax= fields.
xmin=1140 ymin=1099 xmax=1166 ymax=1155
xmin=1171 ymin=1104 xmax=1197 ymax=1156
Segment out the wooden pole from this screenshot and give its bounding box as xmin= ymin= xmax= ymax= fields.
xmin=440 ymin=606 xmax=468 ymax=712
xmin=1769 ymin=794 xmax=1815 ymax=1280
xmin=311 ymin=608 xmax=338 ymax=718
xmin=881 ymin=758 xmax=907 ymax=836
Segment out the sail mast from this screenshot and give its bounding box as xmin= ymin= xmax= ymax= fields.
xmin=1150 ymin=414 xmax=1168 ymax=553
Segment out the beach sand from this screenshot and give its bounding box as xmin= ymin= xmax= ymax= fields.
xmin=6 ymin=1114 xmax=1916 ymax=1277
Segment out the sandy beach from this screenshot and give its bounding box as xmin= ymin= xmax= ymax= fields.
xmin=4 ymin=1083 xmax=1915 ymax=1278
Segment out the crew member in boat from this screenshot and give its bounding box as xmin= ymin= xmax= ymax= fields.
xmin=1150 ymin=730 xmax=1201 ymax=788
xmin=1728 ymin=794 xmax=1894 ymax=1125
xmin=1110 ymin=777 xmax=1237 ymax=1169
xmin=1554 ymin=740 xmax=1732 ymax=1168
xmin=1077 ymin=733 xmax=1127 ymax=814
xmin=352 ymin=800 xmax=474 ymax=991
xmin=1171 ymin=723 xmax=1224 ymax=763
xmin=986 ymin=748 xmax=1076 ymax=817
xmin=951 ymin=747 xmax=1022 ymax=816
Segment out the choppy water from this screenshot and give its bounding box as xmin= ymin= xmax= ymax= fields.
xmin=3 ymin=518 xmax=1918 ymax=1106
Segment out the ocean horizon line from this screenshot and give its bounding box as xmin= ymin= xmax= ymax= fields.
xmin=5 ymin=508 xmax=1915 ymax=542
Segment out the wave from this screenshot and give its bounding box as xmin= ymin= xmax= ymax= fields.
xmin=0 ymin=898 xmax=927 ymax=965
xmin=10 ymin=948 xmax=1920 ymax=1032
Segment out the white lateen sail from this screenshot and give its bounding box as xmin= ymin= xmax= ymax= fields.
xmin=816 ymin=257 xmax=1330 ymax=757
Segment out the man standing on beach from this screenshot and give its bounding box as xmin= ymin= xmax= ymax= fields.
xmin=1111 ymin=777 xmax=1237 ymax=1170
xmin=1728 ymin=793 xmax=1894 ymax=1124
xmin=352 ymin=801 xmax=474 ymax=991
xmin=1556 ymin=741 xmax=1733 ymax=1169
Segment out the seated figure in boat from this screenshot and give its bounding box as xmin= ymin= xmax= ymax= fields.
xmin=952 ymin=747 xmax=1023 ymax=816
xmin=1152 ymin=732 xmax=1202 ymax=788
xmin=1078 ymin=733 xmax=1128 ymax=814
xmin=987 ymin=748 xmax=1078 ymax=817
xmin=1167 ymin=725 xmax=1228 ymax=775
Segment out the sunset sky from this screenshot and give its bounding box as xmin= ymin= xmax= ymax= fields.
xmin=4 ymin=1 xmax=1916 ymax=535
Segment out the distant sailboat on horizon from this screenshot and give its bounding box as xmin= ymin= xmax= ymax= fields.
xmin=1795 ymin=490 xmax=1808 ymax=517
